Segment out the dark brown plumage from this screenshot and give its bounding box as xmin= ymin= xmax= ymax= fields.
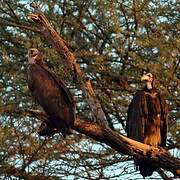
xmin=27 ymin=48 xmax=75 ymax=137
xmin=126 ymin=73 xmax=168 ymax=178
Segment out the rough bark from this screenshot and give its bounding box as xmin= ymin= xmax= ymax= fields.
xmin=26 ymin=3 xmax=180 ymax=177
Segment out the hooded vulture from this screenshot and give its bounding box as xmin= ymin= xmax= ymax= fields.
xmin=27 ymin=48 xmax=75 ymax=137
xmin=126 ymin=73 xmax=168 ymax=178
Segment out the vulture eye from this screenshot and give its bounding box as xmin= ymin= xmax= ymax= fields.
xmin=147 ymin=73 xmax=152 ymax=78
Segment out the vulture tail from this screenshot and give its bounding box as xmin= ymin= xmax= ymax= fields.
xmin=136 ymin=159 xmax=156 ymax=178
xmin=38 ymin=122 xmax=56 ymax=137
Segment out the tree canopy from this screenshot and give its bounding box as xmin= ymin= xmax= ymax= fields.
xmin=0 ymin=0 xmax=179 ymax=179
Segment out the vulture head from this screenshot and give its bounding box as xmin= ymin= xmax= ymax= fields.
xmin=141 ymin=73 xmax=154 ymax=90
xmin=28 ymin=48 xmax=41 ymax=64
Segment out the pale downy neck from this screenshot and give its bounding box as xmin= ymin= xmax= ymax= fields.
xmin=28 ymin=56 xmax=37 ymax=64
xmin=146 ymin=81 xmax=153 ymax=90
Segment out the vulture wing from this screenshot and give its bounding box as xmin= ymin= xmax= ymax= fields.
xmin=126 ymin=91 xmax=155 ymax=178
xmin=42 ymin=64 xmax=75 ymax=106
xmin=126 ymin=91 xmax=148 ymax=142
xmin=158 ymin=93 xmax=168 ymax=147
xmin=27 ymin=63 xmax=75 ymax=137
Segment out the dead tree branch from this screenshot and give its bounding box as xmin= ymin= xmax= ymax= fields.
xmin=27 ymin=109 xmax=180 ymax=176
xmin=28 ymin=3 xmax=108 ymax=128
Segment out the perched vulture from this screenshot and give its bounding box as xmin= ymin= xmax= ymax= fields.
xmin=27 ymin=48 xmax=75 ymax=137
xmin=126 ymin=73 xmax=168 ymax=178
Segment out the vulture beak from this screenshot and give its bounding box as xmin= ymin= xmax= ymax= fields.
xmin=28 ymin=48 xmax=39 ymax=58
xmin=141 ymin=74 xmax=149 ymax=82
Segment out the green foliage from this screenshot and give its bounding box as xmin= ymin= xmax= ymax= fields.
xmin=0 ymin=0 xmax=179 ymax=179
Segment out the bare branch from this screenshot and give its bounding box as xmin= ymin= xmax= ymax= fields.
xmin=27 ymin=3 xmax=108 ymax=128
xmin=27 ymin=109 xmax=180 ymax=176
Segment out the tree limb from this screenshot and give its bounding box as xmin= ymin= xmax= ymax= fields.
xmin=28 ymin=109 xmax=180 ymax=176
xmin=28 ymin=3 xmax=108 ymax=128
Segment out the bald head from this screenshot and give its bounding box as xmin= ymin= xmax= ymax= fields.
xmin=28 ymin=48 xmax=40 ymax=64
xmin=141 ymin=73 xmax=153 ymax=83
xmin=141 ymin=73 xmax=154 ymax=90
